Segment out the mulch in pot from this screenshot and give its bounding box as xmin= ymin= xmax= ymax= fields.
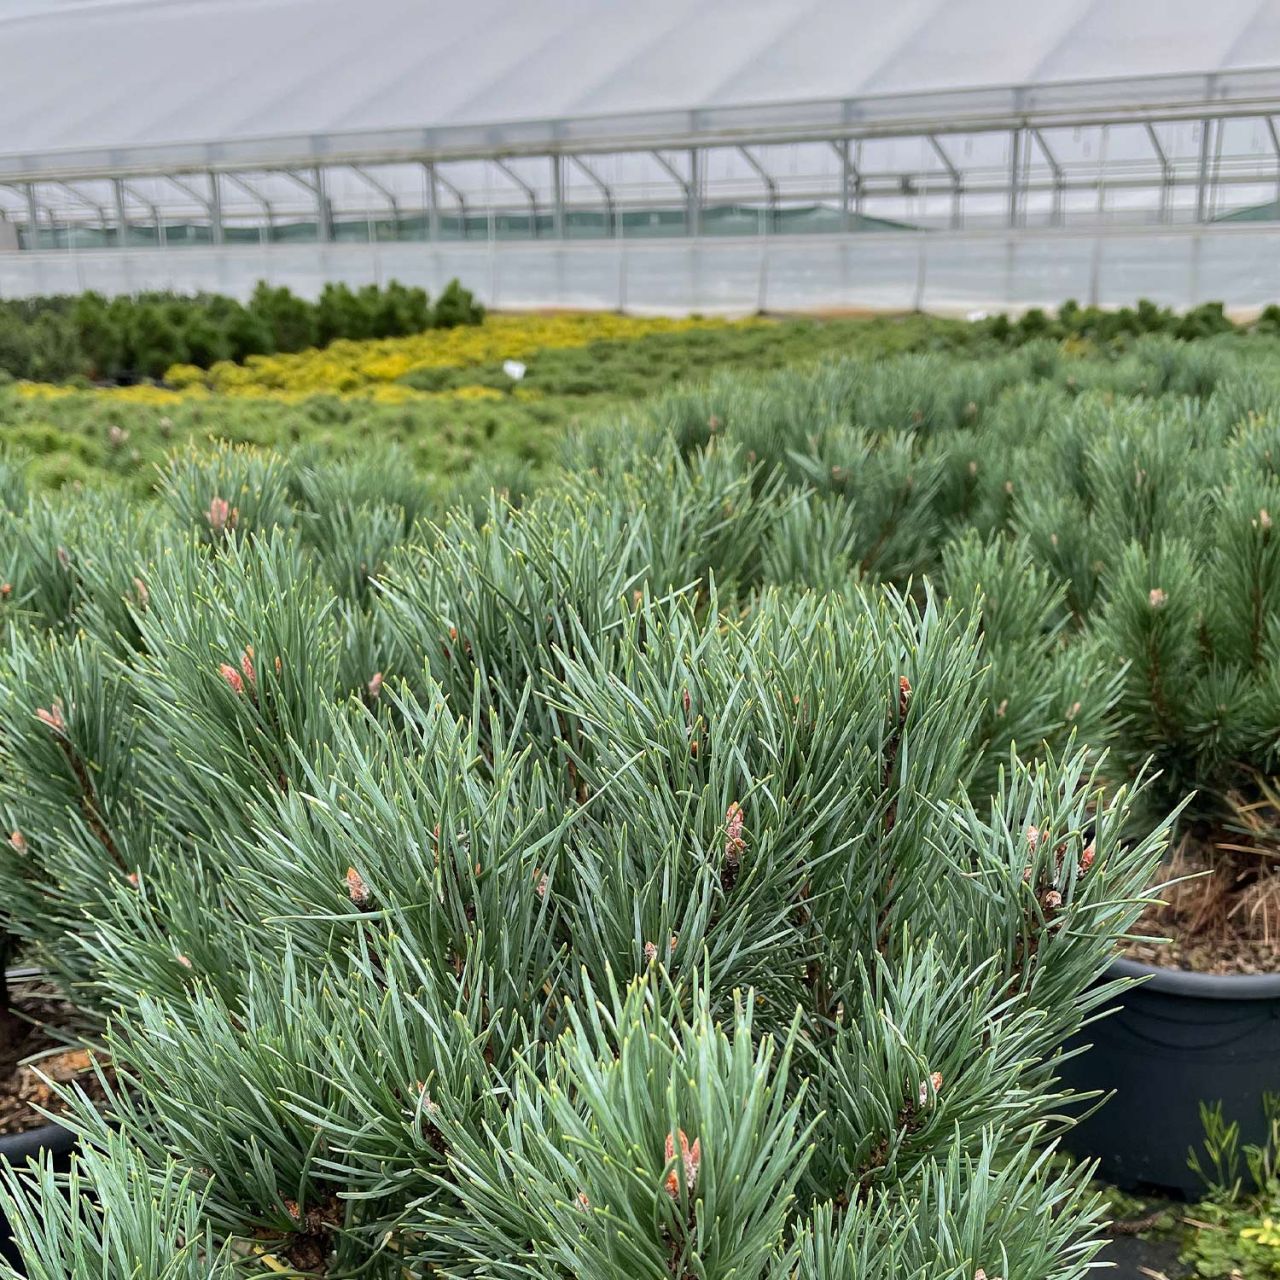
xmin=0 ymin=986 xmax=105 ymax=1138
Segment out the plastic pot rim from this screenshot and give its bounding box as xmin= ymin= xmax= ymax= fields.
xmin=1107 ymin=954 xmax=1280 ymax=999
xmin=0 ymin=1118 xmax=73 ymax=1164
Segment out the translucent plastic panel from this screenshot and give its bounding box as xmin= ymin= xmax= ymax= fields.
xmin=0 ymin=0 xmax=1277 ymax=174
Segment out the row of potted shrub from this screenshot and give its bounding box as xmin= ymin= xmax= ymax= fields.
xmin=0 ymin=278 xmax=483 ymax=384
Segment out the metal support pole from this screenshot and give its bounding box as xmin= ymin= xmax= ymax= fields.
xmin=423 ymin=162 xmax=441 ymax=241
xmin=120 ymin=182 xmax=165 ymax=249
xmin=829 ymin=138 xmax=862 ymax=231
xmin=1209 ymin=114 xmax=1225 ymax=221
xmin=113 ymin=178 xmax=129 ymax=248
xmin=24 ymin=183 xmax=39 ymax=248
xmin=568 ymin=154 xmax=614 ymax=238
xmin=651 ymin=149 xmax=692 ymax=235
xmin=839 ymin=139 xmax=852 ymax=231
xmin=1144 ymin=122 xmax=1173 ymax=224
xmin=166 ymin=174 xmax=219 ymax=245
xmin=313 ymin=167 xmax=331 ymax=241
xmin=551 ymin=154 xmax=565 ymax=238
xmin=493 ymin=158 xmax=538 ymax=238
xmin=1008 ymin=127 xmax=1022 ymax=227
xmin=927 ymin=135 xmax=962 ymax=229
xmin=428 ymin=163 xmax=467 ymax=239
xmin=688 ymin=148 xmax=701 ymax=236
xmin=1031 ymin=129 xmax=1064 ymax=226
xmin=349 ymin=164 xmax=400 ymax=239
xmin=223 ymin=173 xmax=273 ymax=245
xmin=1095 ymin=125 xmax=1109 ymax=222
xmin=276 ymin=168 xmax=330 ymax=240
xmin=1 ymin=181 xmax=56 ymax=250
xmin=1267 ymin=116 xmax=1280 ymax=213
xmin=737 ymin=145 xmax=779 ymax=233
xmin=208 ymin=172 xmax=223 ymax=245
xmin=1195 ymin=118 xmax=1212 ymax=223
xmin=52 ymin=182 xmax=108 ymax=243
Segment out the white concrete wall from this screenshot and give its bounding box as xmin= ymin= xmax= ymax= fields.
xmin=2 ymin=224 xmax=1279 ymax=317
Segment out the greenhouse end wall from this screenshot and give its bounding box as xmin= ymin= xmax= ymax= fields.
xmin=2 ymin=225 xmax=1279 ymax=317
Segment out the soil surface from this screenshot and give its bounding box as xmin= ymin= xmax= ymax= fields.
xmin=1124 ymin=928 xmax=1277 ymax=976
xmin=1122 ymin=837 xmax=1280 ymax=976
xmin=0 ymin=983 xmax=104 ymax=1135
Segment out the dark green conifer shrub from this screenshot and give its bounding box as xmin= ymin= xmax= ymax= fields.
xmin=0 ymin=279 xmax=482 ymax=383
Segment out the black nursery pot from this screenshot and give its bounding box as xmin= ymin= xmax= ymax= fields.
xmin=0 ymin=1120 xmax=75 ymax=1269
xmin=1058 ymin=956 xmax=1280 ymax=1198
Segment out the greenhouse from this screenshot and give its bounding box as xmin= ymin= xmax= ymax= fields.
xmin=1 ymin=0 xmax=1280 ymax=310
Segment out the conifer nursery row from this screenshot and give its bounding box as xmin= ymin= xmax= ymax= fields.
xmin=0 ymin=279 xmax=484 ymax=384
xmin=0 ymin=331 xmax=1274 ymax=1277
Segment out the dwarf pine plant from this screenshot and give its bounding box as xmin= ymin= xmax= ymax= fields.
xmin=0 ymin=422 xmax=1172 ymax=1280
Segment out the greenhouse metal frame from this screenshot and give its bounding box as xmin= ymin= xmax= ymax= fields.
xmin=3 ymin=67 xmax=1280 ymax=252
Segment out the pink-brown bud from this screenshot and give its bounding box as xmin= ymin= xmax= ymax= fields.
xmin=218 ymin=663 xmax=244 ymax=694
xmin=1149 ymin=588 xmax=1167 ymax=609
xmin=207 ymin=496 xmax=232 ymax=537
xmin=36 ymin=703 xmax=65 ymax=733
xmin=663 ymin=1130 xmax=701 ymax=1197
xmin=8 ymin=830 xmax=25 ymax=853
xmin=346 ymin=866 xmax=370 ymax=906
xmin=367 ymin=671 xmax=383 ymax=700
xmin=918 ymin=1070 xmax=944 ymax=1106
xmin=725 ymin=802 xmax=746 ymax=860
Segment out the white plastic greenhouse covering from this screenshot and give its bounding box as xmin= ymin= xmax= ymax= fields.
xmin=2 ymin=0 xmax=1279 ymax=166
xmin=1 ymin=0 xmax=1279 ymax=313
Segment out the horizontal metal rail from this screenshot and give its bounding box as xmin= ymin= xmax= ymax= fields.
xmin=6 ymin=99 xmax=1280 ymax=250
xmin=0 ymin=67 xmax=1277 ymax=183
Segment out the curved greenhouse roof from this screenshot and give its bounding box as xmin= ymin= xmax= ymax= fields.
xmin=1 ymin=0 xmax=1279 ymax=178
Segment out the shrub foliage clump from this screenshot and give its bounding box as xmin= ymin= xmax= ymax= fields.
xmin=0 ymin=421 xmax=1173 ymax=1278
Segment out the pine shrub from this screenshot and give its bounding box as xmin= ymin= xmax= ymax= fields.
xmin=0 ymin=432 xmax=1172 ymax=1278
